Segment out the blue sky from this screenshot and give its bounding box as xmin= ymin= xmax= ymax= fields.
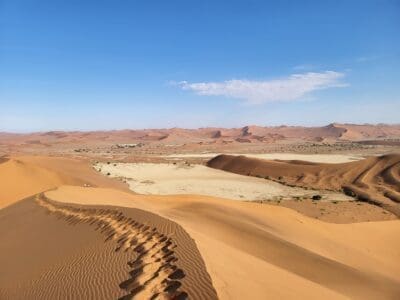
xmin=1 ymin=0 xmax=399 ymax=132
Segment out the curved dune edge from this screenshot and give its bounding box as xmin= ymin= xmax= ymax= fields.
xmin=46 ymin=185 xmax=400 ymax=300
xmin=208 ymin=154 xmax=400 ymax=217
xmin=0 ymin=156 xmax=128 ymax=209
xmin=35 ymin=193 xmax=217 ymax=300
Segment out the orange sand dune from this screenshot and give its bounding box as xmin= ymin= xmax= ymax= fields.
xmin=46 ymin=186 xmax=400 ymax=300
xmin=2 ymin=155 xmax=400 ymax=299
xmin=0 ymin=196 xmax=217 ymax=299
xmin=208 ymin=154 xmax=400 ymax=216
xmin=0 ymin=156 xmax=126 ymax=209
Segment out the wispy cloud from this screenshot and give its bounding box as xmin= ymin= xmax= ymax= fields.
xmin=176 ymin=71 xmax=347 ymax=104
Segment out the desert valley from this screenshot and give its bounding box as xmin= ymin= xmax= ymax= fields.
xmin=1 ymin=123 xmax=400 ymax=299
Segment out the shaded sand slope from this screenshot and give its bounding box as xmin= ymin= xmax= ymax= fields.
xmin=0 ymin=156 xmax=127 ymax=209
xmin=0 ymin=197 xmax=133 ymax=299
xmin=46 ymin=186 xmax=400 ymax=300
xmin=0 ymin=195 xmax=217 ymax=300
xmin=208 ymin=154 xmax=400 ymax=216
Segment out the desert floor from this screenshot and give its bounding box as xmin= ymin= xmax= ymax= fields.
xmin=94 ymin=161 xmax=352 ymax=201
xmin=162 ymin=152 xmax=364 ymax=163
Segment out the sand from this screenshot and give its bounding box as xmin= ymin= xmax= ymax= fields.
xmin=45 ymin=185 xmax=400 ymax=300
xmin=2 ymin=155 xmax=400 ymax=299
xmin=0 ymin=195 xmax=216 ymax=299
xmin=95 ymin=162 xmax=351 ymax=202
xmin=208 ymin=154 xmax=400 ymax=216
xmin=163 ymin=152 xmax=364 ymax=163
xmin=0 ymin=156 xmax=127 ymax=209
xmin=0 ymin=197 xmax=134 ymax=299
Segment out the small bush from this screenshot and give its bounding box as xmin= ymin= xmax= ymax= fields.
xmin=312 ymin=195 xmax=322 ymax=200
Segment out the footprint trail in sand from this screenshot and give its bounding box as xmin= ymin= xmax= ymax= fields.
xmin=36 ymin=194 xmax=188 ymax=300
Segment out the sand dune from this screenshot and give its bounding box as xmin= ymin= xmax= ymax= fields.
xmin=0 ymin=195 xmax=216 ymax=299
xmin=46 ymin=185 xmax=400 ymax=299
xmin=0 ymin=197 xmax=134 ymax=299
xmin=0 ymin=156 xmax=127 ymax=209
xmin=208 ymin=154 xmax=400 ymax=216
xmin=1 ymin=155 xmax=400 ymax=299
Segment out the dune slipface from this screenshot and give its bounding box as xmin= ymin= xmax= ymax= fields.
xmin=0 ymin=194 xmax=217 ymax=300
xmin=208 ymin=154 xmax=400 ymax=216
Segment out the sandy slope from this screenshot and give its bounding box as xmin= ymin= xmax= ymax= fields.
xmin=46 ymin=186 xmax=400 ymax=300
xmin=0 ymin=156 xmax=126 ymax=209
xmin=0 ymin=195 xmax=216 ymax=299
xmin=208 ymin=154 xmax=400 ymax=216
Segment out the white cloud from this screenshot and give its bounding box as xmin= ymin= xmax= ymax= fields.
xmin=177 ymin=71 xmax=347 ymax=104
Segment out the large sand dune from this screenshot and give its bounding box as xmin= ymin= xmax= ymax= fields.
xmin=0 ymin=195 xmax=216 ymax=299
xmin=0 ymin=156 xmax=126 ymax=209
xmin=208 ymin=153 xmax=400 ymax=216
xmin=45 ymin=185 xmax=400 ymax=299
xmin=1 ymin=155 xmax=400 ymax=299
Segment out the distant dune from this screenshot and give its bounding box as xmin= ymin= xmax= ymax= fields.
xmin=208 ymin=154 xmax=400 ymax=216
xmin=1 ymin=123 xmax=400 ymax=146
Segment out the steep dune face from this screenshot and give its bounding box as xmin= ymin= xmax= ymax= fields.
xmin=0 ymin=156 xmax=127 ymax=209
xmin=45 ymin=186 xmax=400 ymax=300
xmin=208 ymin=154 xmax=400 ymax=216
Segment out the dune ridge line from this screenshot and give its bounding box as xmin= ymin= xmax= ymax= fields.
xmin=36 ymin=194 xmax=188 ymax=300
xmin=208 ymin=153 xmax=400 ymax=216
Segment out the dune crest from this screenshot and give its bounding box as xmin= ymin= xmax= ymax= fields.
xmin=208 ymin=154 xmax=400 ymax=216
xmin=36 ymin=194 xmax=188 ymax=300
xmin=45 ymin=185 xmax=400 ymax=299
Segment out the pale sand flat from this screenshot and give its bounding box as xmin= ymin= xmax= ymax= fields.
xmin=162 ymin=152 xmax=364 ymax=163
xmin=95 ymin=162 xmax=351 ymax=201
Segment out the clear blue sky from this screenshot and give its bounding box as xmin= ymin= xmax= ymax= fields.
xmin=1 ymin=0 xmax=399 ymax=132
